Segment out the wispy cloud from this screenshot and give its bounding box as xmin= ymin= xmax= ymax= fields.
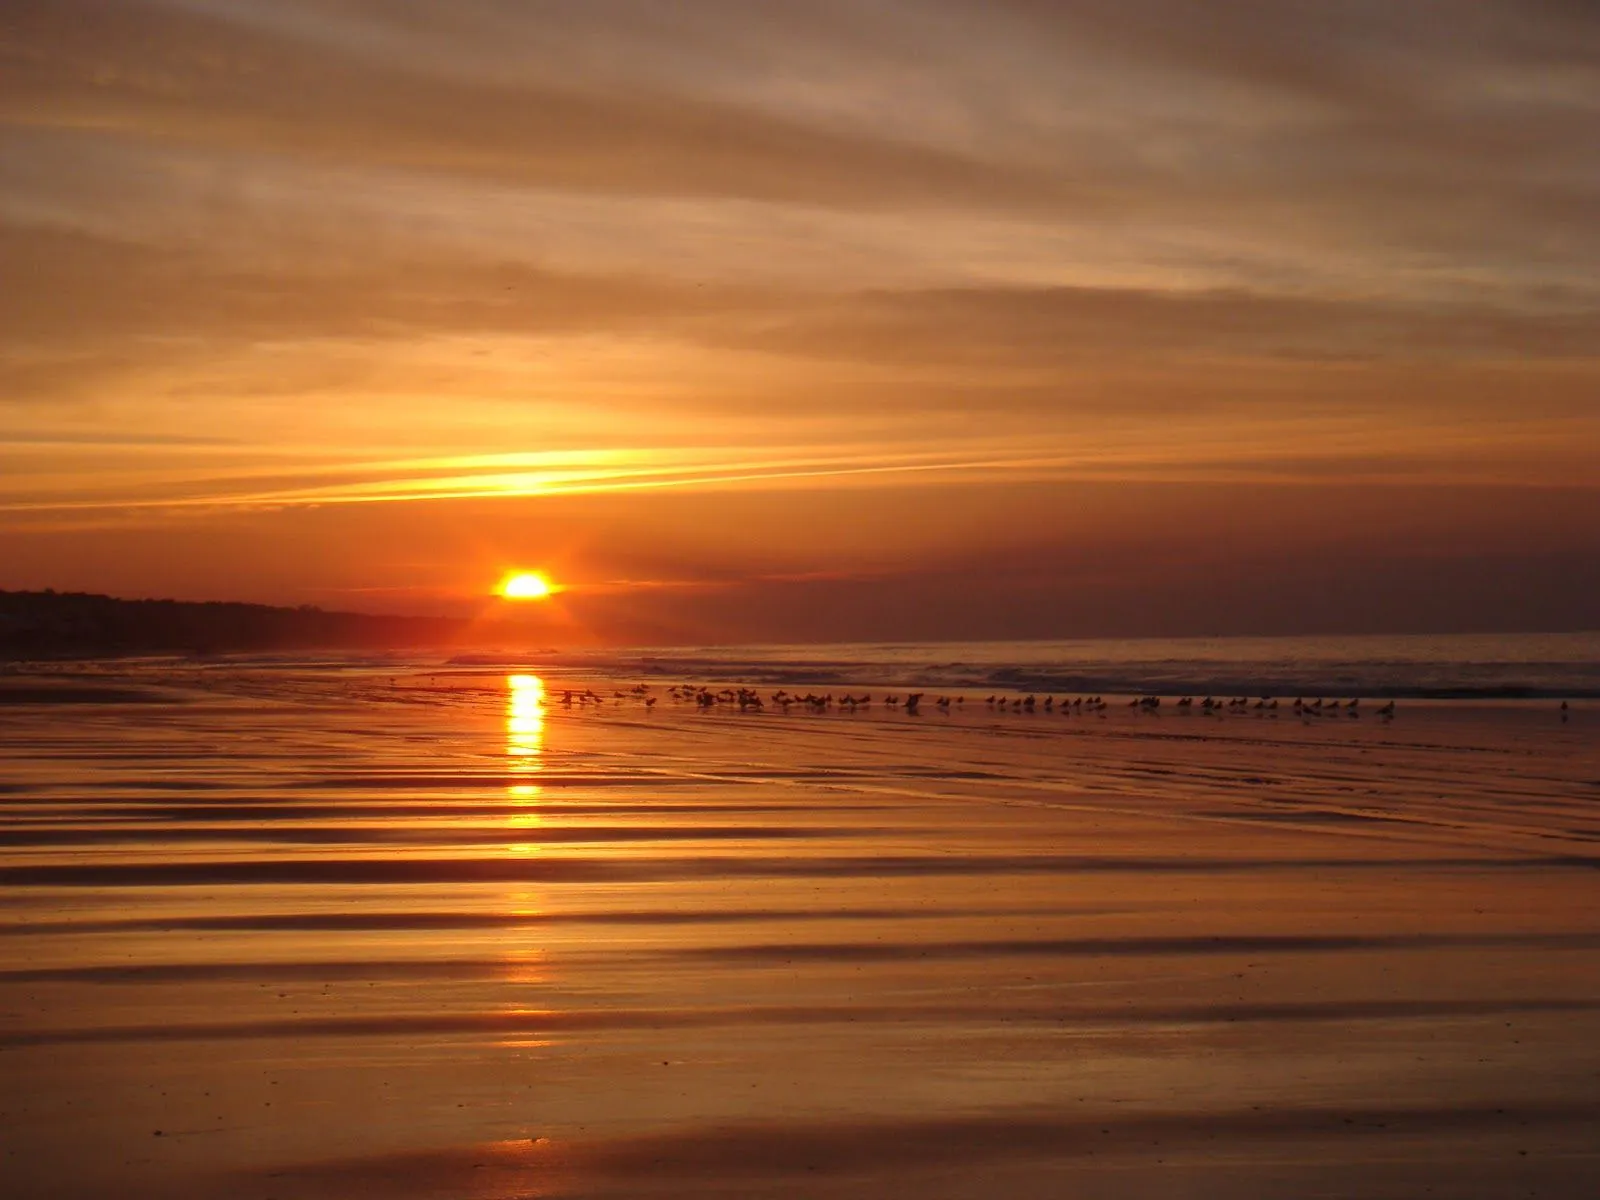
xmin=1 ymin=0 xmax=1597 ymax=630
xmin=6 ymin=415 xmax=1595 ymax=527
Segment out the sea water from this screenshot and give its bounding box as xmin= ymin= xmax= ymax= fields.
xmin=448 ymin=630 xmax=1600 ymax=698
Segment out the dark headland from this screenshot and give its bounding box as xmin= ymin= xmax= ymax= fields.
xmin=0 ymin=589 xmax=471 ymax=659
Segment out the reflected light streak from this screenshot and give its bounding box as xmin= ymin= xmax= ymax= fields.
xmin=502 ymin=678 xmax=550 ymax=994
xmin=506 ymin=672 xmax=545 ymax=818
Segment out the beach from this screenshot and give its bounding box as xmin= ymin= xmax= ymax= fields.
xmin=8 ymin=1 xmax=1599 ymax=1193
xmin=3 ymin=652 xmax=1598 ymax=1198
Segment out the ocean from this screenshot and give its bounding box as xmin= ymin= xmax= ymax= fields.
xmin=453 ymin=630 xmax=1600 ymax=698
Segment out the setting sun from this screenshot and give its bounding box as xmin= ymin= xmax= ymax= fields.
xmin=498 ymin=571 xmax=554 ymax=601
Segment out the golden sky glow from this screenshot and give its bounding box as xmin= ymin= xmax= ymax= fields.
xmin=1 ymin=2 xmax=1597 ymax=640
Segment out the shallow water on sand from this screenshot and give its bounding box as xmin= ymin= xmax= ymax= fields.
xmin=459 ymin=630 xmax=1600 ymax=697
xmin=2 ymin=667 xmax=1598 ymax=1198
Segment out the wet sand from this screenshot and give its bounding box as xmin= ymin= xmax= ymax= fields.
xmin=2 ymin=669 xmax=1597 ymax=1198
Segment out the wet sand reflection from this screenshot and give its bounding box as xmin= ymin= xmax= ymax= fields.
xmin=505 ymin=672 xmax=545 ymax=797
xmin=501 ymin=673 xmax=548 ymax=988
xmin=1 ymin=669 xmax=1598 ymax=1199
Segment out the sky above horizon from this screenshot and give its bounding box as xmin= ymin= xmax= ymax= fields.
xmin=2 ymin=0 xmax=1597 ymax=643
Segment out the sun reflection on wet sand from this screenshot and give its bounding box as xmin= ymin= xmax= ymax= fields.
xmin=506 ymin=673 xmax=545 ymax=785
xmin=502 ymin=675 xmax=550 ymax=990
xmin=505 ymin=674 xmax=545 ymax=841
xmin=497 ymin=894 xmax=550 ymax=989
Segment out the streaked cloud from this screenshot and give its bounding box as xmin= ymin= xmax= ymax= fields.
xmin=0 ymin=0 xmax=1596 ymax=632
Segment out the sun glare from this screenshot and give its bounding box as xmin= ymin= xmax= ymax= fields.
xmin=499 ymin=571 xmax=554 ymax=600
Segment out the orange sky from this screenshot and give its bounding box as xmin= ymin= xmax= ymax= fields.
xmin=2 ymin=1 xmax=1597 ymax=642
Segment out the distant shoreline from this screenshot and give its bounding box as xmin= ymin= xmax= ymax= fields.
xmin=4 ymin=593 xmax=1596 ymax=698
xmin=0 ymin=589 xmax=470 ymax=660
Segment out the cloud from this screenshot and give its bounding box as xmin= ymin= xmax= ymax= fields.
xmin=4 ymin=224 xmax=1595 ymax=381
xmin=3 ymin=220 xmax=1595 ymax=520
xmin=2 ymin=0 xmax=1598 ymax=632
xmin=717 ymin=285 xmax=1600 ymax=367
xmin=0 ymin=0 xmax=1090 ymax=213
xmin=4 ymin=0 xmax=1596 ymax=290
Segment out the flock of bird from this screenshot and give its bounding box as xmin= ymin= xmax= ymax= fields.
xmin=549 ymin=684 xmax=1400 ymax=720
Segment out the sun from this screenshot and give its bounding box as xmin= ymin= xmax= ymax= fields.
xmin=498 ymin=571 xmax=555 ymax=601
